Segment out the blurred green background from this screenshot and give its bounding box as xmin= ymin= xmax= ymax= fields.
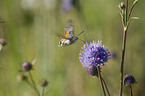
xmin=0 ymin=0 xmax=145 ymax=96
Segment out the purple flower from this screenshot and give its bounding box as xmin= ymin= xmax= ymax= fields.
xmin=123 ymin=74 xmax=136 ymax=86
xmin=79 ymin=41 xmax=111 ymax=69
xmin=62 ymin=0 xmax=73 ymax=12
xmin=111 ymin=51 xmax=117 ymax=58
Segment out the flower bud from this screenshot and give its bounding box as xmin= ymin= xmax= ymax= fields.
xmin=40 ymin=80 xmax=48 ymax=87
xmin=88 ymin=66 xmax=98 ymax=76
xmin=0 ymin=38 xmax=7 ymax=46
xmin=123 ymin=74 xmax=136 ymax=86
xmin=17 ymin=74 xmax=27 ymax=82
xmin=118 ymin=2 xmax=125 ymax=10
xmin=22 ymin=62 xmax=32 ymax=71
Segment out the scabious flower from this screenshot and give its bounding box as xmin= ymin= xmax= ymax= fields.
xmin=123 ymin=74 xmax=136 ymax=86
xmin=62 ymin=0 xmax=73 ymax=12
xmin=79 ymin=41 xmax=111 ymax=75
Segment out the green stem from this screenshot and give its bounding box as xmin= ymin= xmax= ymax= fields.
xmin=119 ymin=1 xmax=128 ymax=96
xmin=101 ymin=77 xmax=110 ymax=96
xmin=28 ymin=71 xmax=40 ymax=96
xmin=125 ymin=0 xmax=128 ymax=26
xmin=128 ymin=0 xmax=138 ymax=21
xmin=25 ymin=80 xmax=40 ymax=96
xmin=42 ymin=87 xmax=45 ymax=96
xmin=97 ymin=66 xmax=106 ymax=96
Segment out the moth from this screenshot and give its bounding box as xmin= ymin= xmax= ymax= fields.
xmin=58 ymin=20 xmax=84 ymax=47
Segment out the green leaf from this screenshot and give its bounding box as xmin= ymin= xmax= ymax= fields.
xmin=131 ymin=17 xmax=140 ymax=20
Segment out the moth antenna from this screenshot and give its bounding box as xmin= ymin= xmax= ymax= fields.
xmin=77 ymin=31 xmax=84 ymax=37
xmin=78 ymin=39 xmax=86 ymax=44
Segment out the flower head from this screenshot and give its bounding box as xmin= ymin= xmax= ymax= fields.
xmin=118 ymin=2 xmax=125 ymax=10
xmin=123 ymin=74 xmax=136 ymax=86
xmin=17 ymin=74 xmax=28 ymax=82
xmin=62 ymin=0 xmax=73 ymax=12
xmin=22 ymin=61 xmax=32 ymax=71
xmin=87 ymin=65 xmax=98 ymax=76
xmin=0 ymin=38 xmax=7 ymax=46
xmin=79 ymin=41 xmax=110 ymax=69
xmin=40 ymin=80 xmax=48 ymax=87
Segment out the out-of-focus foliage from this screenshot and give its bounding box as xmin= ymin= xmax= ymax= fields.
xmin=0 ymin=0 xmax=145 ymax=96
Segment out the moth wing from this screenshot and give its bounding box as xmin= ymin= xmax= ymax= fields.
xmin=57 ymin=34 xmax=65 ymax=39
xmin=64 ymin=20 xmax=74 ymax=38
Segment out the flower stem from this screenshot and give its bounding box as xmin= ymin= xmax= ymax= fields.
xmin=25 ymin=80 xmax=40 ymax=96
xmin=129 ymin=85 xmax=133 ymax=96
xmin=28 ymin=71 xmax=40 ymax=96
xmin=119 ymin=0 xmax=128 ymax=96
xmin=42 ymin=87 xmax=45 ymax=96
xmin=128 ymin=0 xmax=138 ymax=21
xmin=97 ymin=66 xmax=106 ymax=96
xmin=101 ymin=77 xmax=110 ymax=96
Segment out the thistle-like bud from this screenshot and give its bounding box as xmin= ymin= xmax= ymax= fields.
xmin=22 ymin=62 xmax=32 ymax=71
xmin=88 ymin=66 xmax=98 ymax=76
xmin=118 ymin=2 xmax=125 ymax=10
xmin=17 ymin=74 xmax=27 ymax=82
xmin=40 ymin=80 xmax=48 ymax=87
xmin=123 ymin=74 xmax=136 ymax=86
xmin=0 ymin=38 xmax=7 ymax=46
